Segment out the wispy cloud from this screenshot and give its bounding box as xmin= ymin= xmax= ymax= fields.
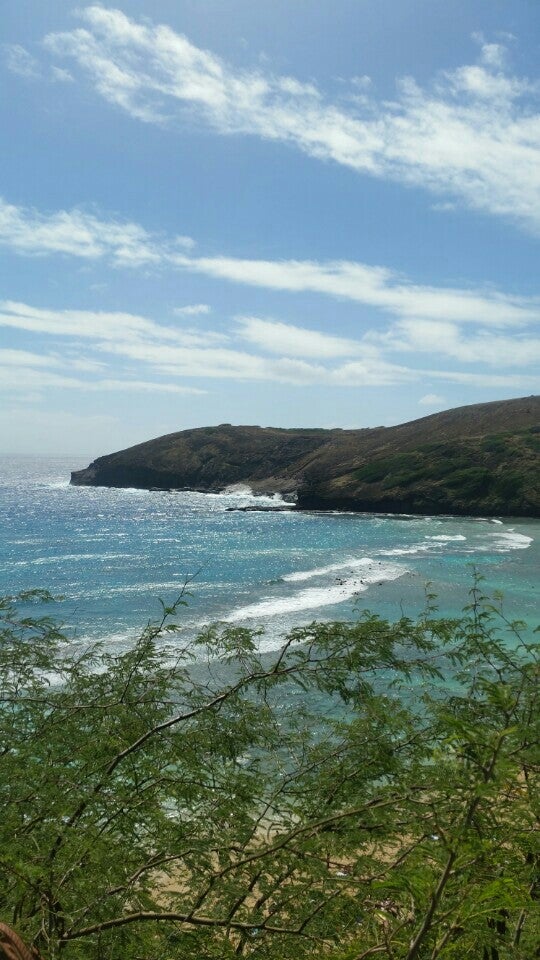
xmin=0 ymin=197 xmax=193 ymax=264
xmin=419 ymin=393 xmax=446 ymax=407
xmin=0 ymin=366 xmax=202 ymax=395
xmin=0 ymin=194 xmax=538 ymax=390
xmin=235 ymin=316 xmax=539 ymax=382
xmin=3 ymin=44 xmax=41 ymax=79
xmin=373 ymin=318 xmax=540 ymax=367
xmin=184 ymin=254 xmax=538 ymax=327
xmin=3 ymin=43 xmax=72 ymax=83
xmin=0 ymin=346 xmax=205 ymax=396
xmin=90 ymin=378 xmax=204 ymax=395
xmin=0 ymin=348 xmax=61 ymax=368
xmin=1 ymin=197 xmax=538 ymax=329
xmin=41 ymin=6 xmax=540 ymax=232
xmin=173 ymin=303 xmax=211 ymax=316
xmin=0 ymin=300 xmax=204 ymax=346
xmin=237 ymin=316 xmax=377 ymax=359
xmin=0 ymin=301 xmax=536 ymax=393
xmin=50 ymin=66 xmax=73 ymax=83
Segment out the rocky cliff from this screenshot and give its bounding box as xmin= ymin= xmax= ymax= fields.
xmin=71 ymin=396 xmax=540 ymax=517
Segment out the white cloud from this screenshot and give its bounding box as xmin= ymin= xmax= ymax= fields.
xmin=173 ymin=303 xmax=211 ymax=316
xmin=0 ymin=301 xmax=209 ymax=348
xmin=237 ymin=316 xmax=378 ymax=358
xmin=3 ymin=44 xmax=41 ymax=79
xmin=3 ymin=299 xmax=536 ymax=394
xmin=0 ymin=197 xmax=193 ymax=264
xmin=3 ymin=198 xmax=536 ymax=330
xmin=51 ymin=66 xmax=74 ymax=83
xmin=0 ymin=302 xmax=323 ymax=386
xmin=0 ymin=348 xmax=60 ymax=368
xmin=42 ymin=7 xmax=540 ymax=233
xmin=173 ymin=303 xmax=212 ymax=317
xmin=183 ymin=254 xmax=538 ymax=327
xmin=326 ymin=358 xmax=417 ymax=387
xmin=0 ymin=368 xmax=204 ymax=397
xmin=375 ymin=318 xmax=540 ymax=367
xmin=68 ymin=356 xmax=107 ymax=373
xmin=0 ymin=300 xmax=410 ymax=387
xmin=419 ymin=393 xmax=446 ymax=407
xmin=476 ymin=38 xmax=508 ymax=70
xmin=350 ymin=75 xmax=372 ymax=90
xmin=0 ymin=365 xmax=90 ymax=392
xmin=0 ymin=347 xmax=205 ymax=396
xmin=3 ymin=45 xmax=74 ymax=85
xmin=90 ymin=379 xmax=204 ymax=395
xmin=143 ymin=344 xmax=415 ymax=386
xmin=97 ymin=336 xmax=329 ymax=384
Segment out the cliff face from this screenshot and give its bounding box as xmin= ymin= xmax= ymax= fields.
xmin=71 ymin=396 xmax=540 ymax=517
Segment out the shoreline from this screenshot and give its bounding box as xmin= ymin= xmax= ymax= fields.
xmin=69 ymin=478 xmax=538 ymax=521
xmin=2 ymin=459 xmax=537 ymax=656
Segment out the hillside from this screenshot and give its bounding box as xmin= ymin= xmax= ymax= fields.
xmin=71 ymin=396 xmax=540 ymax=517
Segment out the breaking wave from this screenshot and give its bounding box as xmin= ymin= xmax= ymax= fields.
xmin=225 ymin=560 xmax=406 ymax=621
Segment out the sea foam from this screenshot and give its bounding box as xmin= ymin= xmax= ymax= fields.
xmin=490 ymin=530 xmax=533 ymax=551
xmin=282 ymin=556 xmax=376 ymax=583
xmin=378 ymin=544 xmax=433 ymax=557
xmin=225 ymin=560 xmax=406 ymax=621
xmin=425 ymin=535 xmax=467 ymax=542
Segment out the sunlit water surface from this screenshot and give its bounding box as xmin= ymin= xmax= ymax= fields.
xmin=1 ymin=456 xmax=538 ymax=653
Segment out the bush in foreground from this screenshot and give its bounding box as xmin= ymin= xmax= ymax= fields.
xmin=0 ymin=582 xmax=538 ymax=959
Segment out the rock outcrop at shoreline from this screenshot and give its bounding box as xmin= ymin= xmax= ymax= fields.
xmin=71 ymin=396 xmax=540 ymax=517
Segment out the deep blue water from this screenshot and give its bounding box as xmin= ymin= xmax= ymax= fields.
xmin=1 ymin=456 xmax=538 ymax=652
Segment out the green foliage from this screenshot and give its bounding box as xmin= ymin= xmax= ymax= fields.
xmin=492 ymin=471 xmax=525 ymax=500
xmin=353 ymin=457 xmax=402 ymax=483
xmin=523 ymin=434 xmax=540 ymax=453
xmin=482 ymin=436 xmax=508 ymax=455
xmin=355 ymin=451 xmax=497 ymax=497
xmin=314 ymin=425 xmax=539 ymax=516
xmin=443 ymin=466 xmax=491 ymax=496
xmin=0 ymin=582 xmax=538 ymax=959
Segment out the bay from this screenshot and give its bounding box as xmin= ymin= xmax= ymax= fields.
xmin=1 ymin=455 xmax=538 ymax=653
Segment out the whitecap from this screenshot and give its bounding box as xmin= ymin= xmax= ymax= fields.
xmin=221 ymin=483 xmax=256 ymax=496
xmin=203 ymin=485 xmax=291 ymax=507
xmin=425 ymin=535 xmax=467 ymax=542
xmin=490 ymin=531 xmax=533 ymax=551
xmin=378 ymin=544 xmax=433 ymax=557
xmin=282 ymin=556 xmax=375 ymax=583
xmin=224 ymin=561 xmax=406 ymax=621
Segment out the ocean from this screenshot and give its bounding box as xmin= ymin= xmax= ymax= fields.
xmin=1 ymin=455 xmax=538 ymax=652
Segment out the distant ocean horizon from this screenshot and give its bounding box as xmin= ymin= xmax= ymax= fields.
xmin=1 ymin=455 xmax=538 ymax=653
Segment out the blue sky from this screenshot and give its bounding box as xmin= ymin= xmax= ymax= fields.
xmin=1 ymin=1 xmax=539 ymax=455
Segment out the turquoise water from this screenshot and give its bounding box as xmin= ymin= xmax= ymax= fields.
xmin=1 ymin=456 xmax=538 ymax=651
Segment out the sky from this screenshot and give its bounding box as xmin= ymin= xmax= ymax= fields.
xmin=1 ymin=0 xmax=539 ymax=456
